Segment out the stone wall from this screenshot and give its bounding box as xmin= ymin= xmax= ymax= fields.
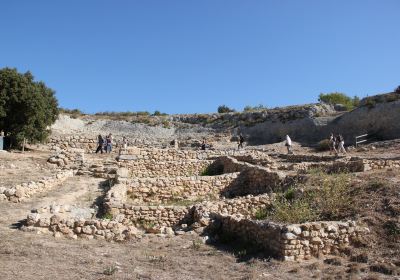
xmin=119 ymin=159 xmax=213 ymax=178
xmin=127 ymin=173 xmax=239 ymax=204
xmin=206 ymin=156 xmax=293 ymax=198
xmin=277 ymin=154 xmax=343 ymax=163
xmin=363 ymin=158 xmax=400 ymax=170
xmin=212 ymin=214 xmax=369 ymax=261
xmin=191 ymin=194 xmax=274 ymax=226
xmin=49 ymin=136 xmax=152 ymax=153
xmin=0 ymin=170 xmax=74 ymax=203
xmin=25 ymin=213 xmax=144 ymax=241
xmin=118 ymin=147 xmax=271 ymax=161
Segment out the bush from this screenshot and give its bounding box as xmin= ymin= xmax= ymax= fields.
xmin=314 ymin=173 xmax=354 ymax=220
xmin=319 ymin=92 xmax=359 ymax=110
xmin=317 ymin=139 xmax=331 ymax=151
xmin=254 ymin=172 xmax=354 ymax=223
xmin=153 ymin=110 xmax=168 ymax=116
xmin=364 ymin=98 xmax=376 ymax=109
xmin=217 ymin=105 xmax=235 ymax=113
xmin=243 ymin=104 xmax=268 ymax=112
xmin=0 ymin=68 xmax=59 ymax=147
xmin=395 ymin=85 xmax=400 ymax=93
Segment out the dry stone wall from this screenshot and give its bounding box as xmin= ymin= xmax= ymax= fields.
xmin=191 ymin=194 xmax=274 ymax=226
xmin=127 ymin=173 xmax=239 ymax=204
xmin=119 ymin=147 xmax=271 ymax=161
xmin=0 ymin=170 xmax=74 ymax=202
xmin=120 ymin=160 xmax=213 ymax=178
xmin=49 ymin=136 xmax=154 ymax=153
xmin=25 ymin=213 xmax=144 ymax=241
xmin=212 ymin=214 xmax=369 ymax=261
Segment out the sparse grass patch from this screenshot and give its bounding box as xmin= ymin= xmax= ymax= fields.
xmin=103 ymin=265 xmax=118 ymax=276
xmin=191 ymin=240 xmax=202 ymax=250
xmin=367 ymin=178 xmax=388 ymax=191
xmin=383 ymin=220 xmax=400 ymax=236
xmin=254 ymin=208 xmax=268 ymax=220
xmin=101 ymin=213 xmax=113 ymax=220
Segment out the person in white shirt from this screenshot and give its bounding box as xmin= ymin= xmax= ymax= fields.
xmin=285 ymin=135 xmax=293 ymax=154
xmin=337 ymin=134 xmax=346 ymax=154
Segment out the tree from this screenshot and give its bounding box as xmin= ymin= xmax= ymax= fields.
xmin=318 ymin=92 xmax=359 ymax=110
xmin=217 ymin=105 xmax=235 ymax=113
xmin=395 ymin=85 xmax=400 ymax=93
xmin=0 ymin=68 xmax=59 ymax=147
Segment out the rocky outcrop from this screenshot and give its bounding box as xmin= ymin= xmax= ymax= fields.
xmin=241 ymin=99 xmax=400 ymax=145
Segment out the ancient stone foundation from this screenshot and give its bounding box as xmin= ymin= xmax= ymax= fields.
xmin=212 ymin=214 xmax=369 ymax=261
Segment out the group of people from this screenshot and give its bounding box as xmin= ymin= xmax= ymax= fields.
xmin=96 ymin=132 xmax=346 ymax=155
xmin=329 ymin=133 xmax=347 ymax=155
xmin=95 ymin=133 xmax=113 ymax=154
xmin=95 ymin=134 xmax=129 ymax=154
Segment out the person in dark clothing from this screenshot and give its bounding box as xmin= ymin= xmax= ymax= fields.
xmin=95 ymin=135 xmax=104 ymax=154
xmin=238 ymin=133 xmax=245 ymax=149
xmin=201 ymin=139 xmax=207 ymax=150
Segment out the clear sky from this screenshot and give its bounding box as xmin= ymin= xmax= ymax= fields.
xmin=0 ymin=1 xmax=399 ymax=114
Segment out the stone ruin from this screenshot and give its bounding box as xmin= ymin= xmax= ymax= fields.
xmin=12 ymin=140 xmax=400 ymax=261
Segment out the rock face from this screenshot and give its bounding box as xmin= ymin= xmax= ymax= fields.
xmin=241 ymin=99 xmax=400 ymax=145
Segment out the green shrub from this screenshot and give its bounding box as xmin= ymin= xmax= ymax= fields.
xmin=266 ymin=198 xmax=318 ymax=224
xmin=217 ymin=105 xmax=235 ymax=113
xmin=284 ymin=187 xmax=296 ymax=201
xmin=102 ymin=213 xmax=113 ymax=220
xmin=254 ymin=172 xmax=354 ymax=223
xmin=318 ymin=92 xmax=358 ymax=110
xmin=312 ymin=173 xmax=354 ymax=220
xmin=254 ymin=208 xmax=268 ymax=220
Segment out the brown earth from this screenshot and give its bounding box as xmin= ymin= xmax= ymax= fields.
xmin=1 ymin=142 xmax=400 ymax=279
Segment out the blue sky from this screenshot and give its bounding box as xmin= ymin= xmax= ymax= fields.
xmin=0 ymin=1 xmax=399 ymax=114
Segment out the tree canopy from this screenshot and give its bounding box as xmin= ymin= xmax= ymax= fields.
xmin=0 ymin=68 xmax=59 ymax=146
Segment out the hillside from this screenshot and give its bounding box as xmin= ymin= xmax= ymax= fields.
xmin=53 ymin=92 xmax=400 ymax=147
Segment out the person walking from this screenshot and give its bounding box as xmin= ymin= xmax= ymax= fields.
xmin=95 ymin=135 xmax=104 ymax=154
xmin=337 ymin=134 xmax=346 ymax=154
xmin=201 ymin=139 xmax=207 ymax=150
xmin=122 ymin=136 xmax=128 ymax=149
xmin=106 ymin=133 xmax=113 ymax=153
xmin=329 ymin=133 xmax=338 ymax=155
xmin=238 ymin=133 xmax=245 ymax=149
xmin=285 ymin=135 xmax=293 ymax=154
